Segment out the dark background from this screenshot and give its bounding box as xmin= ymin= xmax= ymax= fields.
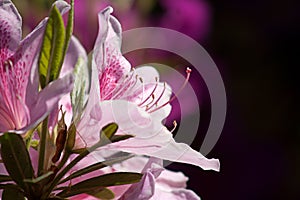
xmin=167 ymin=0 xmax=300 ymax=199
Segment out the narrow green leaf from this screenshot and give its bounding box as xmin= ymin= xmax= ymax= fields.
xmin=47 ymin=197 xmax=68 ymax=200
xmin=56 ymin=0 xmax=74 ymax=82
xmin=38 ymin=5 xmax=66 ymax=88
xmin=71 ymin=147 xmax=87 ymax=154
xmin=23 ymin=171 xmax=53 ymax=184
xmin=0 ymin=133 xmax=34 ymax=191
xmin=87 ymin=188 xmax=115 ymax=200
xmin=110 ymin=134 xmax=135 ymax=143
xmin=0 ymin=175 xmax=12 ymax=183
xmin=2 ymin=185 xmax=24 ymax=200
xmin=0 ymin=184 xmax=19 ymax=190
xmin=100 ymin=123 xmax=118 ymax=144
xmin=64 ymin=0 xmax=74 ymax=54
xmin=57 ymin=172 xmax=143 ymax=198
xmin=59 ymin=155 xmax=133 ymax=184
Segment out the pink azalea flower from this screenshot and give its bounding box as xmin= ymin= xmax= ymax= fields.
xmin=75 ymin=7 xmax=219 ymax=171
xmin=0 ymin=0 xmax=74 ymax=134
xmin=159 ymin=0 xmax=211 ymax=40
xmin=117 ymin=157 xmax=201 ymax=200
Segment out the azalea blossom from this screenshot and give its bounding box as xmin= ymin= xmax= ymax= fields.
xmin=0 ymin=0 xmax=74 ymax=134
xmin=49 ymin=6 xmax=218 ymax=199
xmin=74 ymin=7 xmax=219 ymax=171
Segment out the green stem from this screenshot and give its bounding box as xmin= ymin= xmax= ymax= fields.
xmin=38 ymin=118 xmax=48 ymax=176
xmin=25 ymin=129 xmax=35 ymax=150
xmin=42 ymin=142 xmax=103 ymax=199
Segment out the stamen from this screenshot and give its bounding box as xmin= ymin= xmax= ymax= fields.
xmin=142 ymin=94 xmax=155 ymax=109
xmin=138 ymin=77 xmax=158 ymax=106
xmin=149 ymin=67 xmax=191 ymax=113
xmin=170 ymin=120 xmax=178 ymax=133
xmin=145 ymin=82 xmax=166 ymax=111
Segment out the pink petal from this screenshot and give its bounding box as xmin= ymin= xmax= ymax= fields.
xmin=156 ymin=170 xmax=188 ymax=189
xmin=152 ymin=188 xmax=200 ymax=200
xmin=120 ymin=171 xmax=156 ymax=200
xmin=16 ymin=74 xmax=74 ymax=133
xmin=0 ymin=0 xmax=22 ymax=52
xmin=60 ymin=36 xmax=87 ymax=77
xmin=108 ymin=127 xmax=220 ymax=171
xmin=93 ymin=7 xmax=112 ymax=73
xmin=53 ymin=0 xmax=70 ymax=15
xmin=78 ymin=100 xmax=219 ymax=171
xmin=0 ymin=17 xmax=47 ymax=133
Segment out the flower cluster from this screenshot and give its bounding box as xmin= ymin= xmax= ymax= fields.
xmin=0 ymin=1 xmax=219 ymax=199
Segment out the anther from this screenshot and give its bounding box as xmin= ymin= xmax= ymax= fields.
xmin=149 ymin=67 xmax=191 ymax=113
xmin=138 ymin=77 xmax=159 ymax=106
xmin=170 ymin=120 xmax=178 ymax=133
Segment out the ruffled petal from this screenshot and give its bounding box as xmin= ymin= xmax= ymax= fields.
xmin=77 ymin=100 xmax=219 ymax=171
xmin=107 ymin=127 xmax=220 ymax=171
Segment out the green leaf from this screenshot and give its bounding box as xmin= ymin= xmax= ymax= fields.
xmin=38 ymin=5 xmax=66 ymax=88
xmin=47 ymin=197 xmax=68 ymax=200
xmin=100 ymin=123 xmax=118 ymax=144
xmin=23 ymin=171 xmax=53 ymax=184
xmin=57 ymin=172 xmax=143 ymax=198
xmin=110 ymin=134 xmax=135 ymax=143
xmin=87 ymin=188 xmax=115 ymax=200
xmin=59 ymin=154 xmax=133 ymax=184
xmin=63 ymin=0 xmax=74 ymax=56
xmin=55 ymin=0 xmax=74 ymax=84
xmin=0 ymin=175 xmax=12 ymax=183
xmin=71 ymin=147 xmax=87 ymax=154
xmin=0 ymin=133 xmax=34 ymax=191
xmin=2 ymin=185 xmax=25 ymax=200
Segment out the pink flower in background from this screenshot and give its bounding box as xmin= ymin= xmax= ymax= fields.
xmin=159 ymin=0 xmax=211 ymax=40
xmin=0 ymin=0 xmax=74 ymax=134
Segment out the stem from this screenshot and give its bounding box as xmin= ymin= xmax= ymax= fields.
xmin=42 ymin=142 xmax=103 ymax=199
xmin=25 ymin=129 xmax=35 ymax=150
xmin=38 ymin=118 xmax=48 ymax=176
xmin=56 ymin=152 xmax=70 ymax=170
